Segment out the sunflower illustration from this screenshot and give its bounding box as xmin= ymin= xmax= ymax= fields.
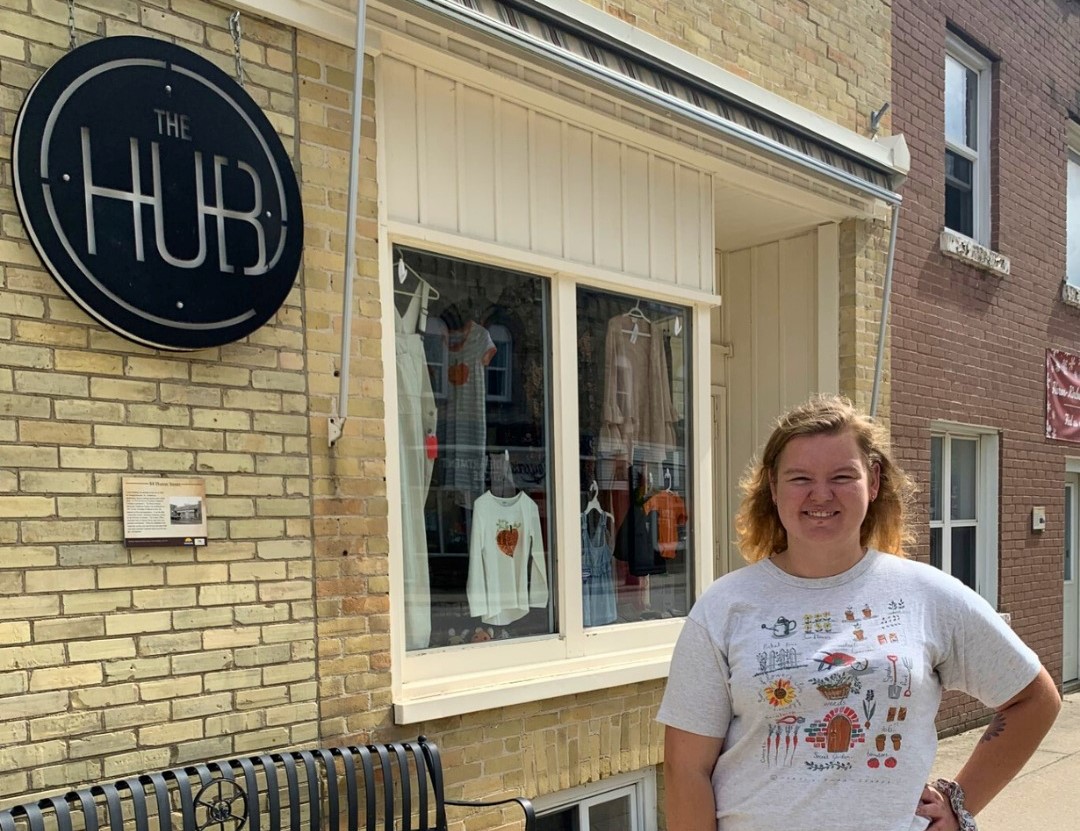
xmin=762 ymin=678 xmax=799 ymax=708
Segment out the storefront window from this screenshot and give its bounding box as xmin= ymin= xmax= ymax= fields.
xmin=394 ymin=245 xmax=555 ymax=651
xmin=576 ymin=288 xmax=693 ymax=625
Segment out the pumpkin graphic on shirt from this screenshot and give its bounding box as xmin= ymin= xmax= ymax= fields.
xmin=448 ymin=363 xmax=470 ymax=386
xmin=495 ymin=520 xmax=520 ymax=556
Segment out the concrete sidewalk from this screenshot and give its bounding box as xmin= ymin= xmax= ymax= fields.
xmin=929 ymin=690 xmax=1080 ymax=828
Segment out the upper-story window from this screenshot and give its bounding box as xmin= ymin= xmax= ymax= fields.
xmin=944 ymin=35 xmax=992 ymax=244
xmin=1067 ymin=123 xmax=1080 ymax=288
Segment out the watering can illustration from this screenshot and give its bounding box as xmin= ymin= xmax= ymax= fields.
xmin=762 ymin=616 xmax=797 ymax=637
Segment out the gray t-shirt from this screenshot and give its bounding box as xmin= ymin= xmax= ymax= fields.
xmin=656 ymin=549 xmax=1041 ymax=831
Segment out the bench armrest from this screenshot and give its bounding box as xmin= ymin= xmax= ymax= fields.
xmin=445 ymin=796 xmax=536 ymax=830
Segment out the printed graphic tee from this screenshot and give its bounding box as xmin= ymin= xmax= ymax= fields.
xmin=656 ymin=549 xmax=1041 ymax=831
xmin=467 ymin=491 xmax=549 ymax=626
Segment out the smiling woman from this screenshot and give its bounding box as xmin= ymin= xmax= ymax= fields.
xmin=656 ymin=394 xmax=1061 ymax=831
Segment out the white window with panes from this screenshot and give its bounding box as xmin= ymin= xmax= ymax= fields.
xmin=944 ymin=35 xmax=992 ymax=244
xmin=1067 ymin=122 xmax=1080 ymax=288
xmin=388 ymin=240 xmax=711 ymax=722
xmin=929 ymin=425 xmax=999 ymax=607
xmin=534 ymin=769 xmax=657 ymax=831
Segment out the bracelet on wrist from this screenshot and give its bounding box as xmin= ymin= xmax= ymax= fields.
xmin=932 ymin=778 xmax=977 ymax=831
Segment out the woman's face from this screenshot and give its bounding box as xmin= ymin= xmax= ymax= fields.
xmin=770 ymin=429 xmax=880 ymax=556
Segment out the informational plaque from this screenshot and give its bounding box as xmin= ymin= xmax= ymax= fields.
xmin=123 ymin=477 xmax=208 ymax=547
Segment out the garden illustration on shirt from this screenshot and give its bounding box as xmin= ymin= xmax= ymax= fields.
xmin=752 ymin=599 xmax=914 ymax=779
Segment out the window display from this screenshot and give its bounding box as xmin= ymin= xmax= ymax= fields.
xmin=577 ymin=288 xmax=692 ymax=626
xmin=393 ymin=246 xmax=693 ymax=651
xmin=394 ymin=246 xmax=555 ymax=650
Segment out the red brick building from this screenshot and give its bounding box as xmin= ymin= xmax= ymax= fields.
xmin=891 ymin=0 xmax=1080 ymax=731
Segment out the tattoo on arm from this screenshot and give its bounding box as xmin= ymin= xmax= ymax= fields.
xmin=980 ymin=713 xmax=1006 ymax=743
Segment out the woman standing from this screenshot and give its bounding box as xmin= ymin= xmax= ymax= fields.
xmin=657 ymin=395 xmax=1060 ymax=830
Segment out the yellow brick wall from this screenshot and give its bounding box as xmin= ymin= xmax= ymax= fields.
xmin=296 ymin=33 xmax=394 ymax=742
xmin=0 ymin=0 xmax=318 ymax=800
xmin=586 ymin=0 xmax=891 ymax=137
xmin=0 ymin=0 xmax=890 ymax=825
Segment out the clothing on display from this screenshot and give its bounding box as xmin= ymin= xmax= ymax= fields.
xmin=598 ymin=312 xmax=677 ymax=473
xmin=614 ymin=463 xmax=666 ymax=577
xmin=643 ymin=488 xmax=688 ymax=558
xmin=396 ymin=282 xmax=439 ymax=650
xmin=581 ymin=511 xmax=617 ymax=627
xmin=656 ymin=549 xmax=1042 ymax=831
xmin=466 ymin=490 xmax=550 ymax=626
xmin=445 ymin=321 xmax=496 ymax=506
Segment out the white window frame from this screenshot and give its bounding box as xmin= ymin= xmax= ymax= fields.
xmin=1066 ymin=121 xmax=1080 ymax=288
xmin=532 ymin=768 xmax=657 ymax=831
xmin=380 ymin=226 xmax=717 ymax=724
xmin=944 ymin=34 xmax=992 ymax=245
xmin=485 ymin=323 xmax=513 ymax=403
xmin=929 ymin=423 xmax=999 ymax=608
xmin=422 ymin=317 xmax=449 ymax=399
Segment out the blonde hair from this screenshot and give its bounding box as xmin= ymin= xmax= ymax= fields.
xmin=734 ymin=394 xmax=915 ymax=563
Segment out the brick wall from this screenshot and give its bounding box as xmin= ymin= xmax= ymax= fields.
xmin=585 ymin=0 xmax=892 ymax=137
xmin=296 ymin=34 xmax=393 ymax=742
xmin=0 ymin=0 xmax=896 ymax=821
xmin=0 ymin=0 xmax=319 ymax=799
xmin=891 ymin=0 xmax=1080 ymax=730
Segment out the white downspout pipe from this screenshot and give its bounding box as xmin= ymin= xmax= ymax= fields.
xmin=870 ymin=200 xmax=902 ymax=419
xmin=328 ymin=0 xmax=370 ymax=447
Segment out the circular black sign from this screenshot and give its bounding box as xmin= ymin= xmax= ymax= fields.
xmin=13 ymin=37 xmax=303 ymax=350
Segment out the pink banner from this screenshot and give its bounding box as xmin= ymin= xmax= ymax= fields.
xmin=1046 ymin=348 xmax=1080 ymax=442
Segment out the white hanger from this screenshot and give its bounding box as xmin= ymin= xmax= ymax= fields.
xmin=393 ymin=257 xmax=442 ymax=300
xmin=582 ymin=480 xmax=614 ymax=530
xmin=621 ymin=300 xmax=651 ymax=343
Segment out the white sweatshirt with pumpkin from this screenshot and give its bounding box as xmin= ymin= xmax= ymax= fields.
xmin=466 ymin=491 xmax=550 ymax=625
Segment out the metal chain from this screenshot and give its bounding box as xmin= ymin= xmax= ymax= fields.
xmin=68 ymin=0 xmax=77 ymax=50
xmin=228 ymin=11 xmax=245 ymax=86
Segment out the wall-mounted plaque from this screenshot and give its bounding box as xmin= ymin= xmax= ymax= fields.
xmin=123 ymin=477 xmax=208 ymax=547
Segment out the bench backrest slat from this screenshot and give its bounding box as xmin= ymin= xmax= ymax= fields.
xmin=143 ymin=773 xmax=173 ymax=831
xmin=0 ymin=740 xmax=495 ymax=831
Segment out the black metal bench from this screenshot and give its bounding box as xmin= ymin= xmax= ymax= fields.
xmin=0 ymin=737 xmax=535 ymax=831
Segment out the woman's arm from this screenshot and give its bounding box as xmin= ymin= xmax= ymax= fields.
xmin=664 ymin=726 xmax=723 ymax=831
xmin=918 ymin=666 xmax=1061 ymax=829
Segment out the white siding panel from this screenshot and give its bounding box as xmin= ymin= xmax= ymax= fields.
xmin=496 ymin=101 xmax=532 ymax=249
xmin=530 ymin=111 xmax=564 ymax=257
xmin=419 ymin=70 xmax=459 ymax=231
xmin=380 ymin=58 xmax=420 ymax=224
xmin=564 ymin=125 xmax=594 ymax=264
xmin=593 ymin=135 xmax=623 ymax=271
xmin=779 ymin=235 xmax=816 ymax=409
xmin=622 ymin=146 xmax=651 ymax=278
xmin=377 ymin=58 xmax=713 ymax=287
xmin=719 ymin=230 xmax=821 ymax=553
xmin=753 ymin=243 xmax=782 ymax=429
xmin=675 ymin=166 xmax=702 ymax=289
xmin=459 ymin=87 xmax=497 ymax=240
xmin=721 ymin=248 xmax=753 ymax=541
xmin=650 ymin=156 xmax=677 ymax=283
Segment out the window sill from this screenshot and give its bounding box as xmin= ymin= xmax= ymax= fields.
xmin=393 ymin=643 xmax=675 ymax=724
xmin=939 ymin=229 xmax=1010 ymax=277
xmin=1062 ymin=282 xmax=1080 ymax=308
